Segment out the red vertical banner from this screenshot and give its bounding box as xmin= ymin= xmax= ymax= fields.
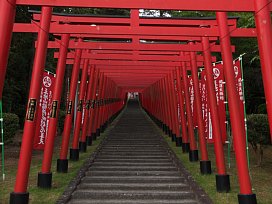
xmin=233 ymin=58 xmax=245 ymax=129
xmin=212 ymin=63 xmax=227 ymax=143
xmin=201 ymin=63 xmax=227 ymax=143
xmin=33 ymin=71 xmax=55 ymax=150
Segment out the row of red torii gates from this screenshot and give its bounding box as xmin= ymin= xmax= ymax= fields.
xmin=0 ymin=0 xmax=271 ymax=204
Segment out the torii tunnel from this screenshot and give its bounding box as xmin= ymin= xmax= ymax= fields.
xmin=0 ymin=0 xmax=271 ymax=204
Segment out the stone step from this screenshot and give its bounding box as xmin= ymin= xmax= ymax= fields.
xmin=66 ymin=100 xmax=204 ymax=204
xmin=95 ymin=155 xmax=170 ymax=159
xmin=101 ymin=148 xmax=164 ymax=151
xmin=106 ymin=139 xmax=160 ymax=140
xmin=88 ymin=166 xmax=177 ymax=171
xmin=81 ymin=176 xmax=186 ymax=183
xmin=77 ymin=182 xmax=189 ymax=191
xmin=91 ymin=162 xmax=173 ymax=166
xmin=69 ymin=199 xmax=198 ymax=204
xmin=103 ymin=143 xmax=162 ymax=146
xmin=71 ymin=189 xmax=196 ymax=200
xmin=85 ymin=170 xmax=180 ymax=176
xmin=103 ymin=145 xmax=162 ymax=147
xmin=94 ymin=158 xmax=171 ymax=163
xmin=98 ymin=152 xmax=167 ymax=156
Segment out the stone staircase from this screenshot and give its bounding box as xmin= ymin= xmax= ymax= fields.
xmin=67 ymin=100 xmax=205 ymax=204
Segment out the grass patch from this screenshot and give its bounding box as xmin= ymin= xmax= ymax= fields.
xmin=0 ymin=132 xmax=107 ymax=204
xmin=163 ymin=133 xmax=272 ymax=204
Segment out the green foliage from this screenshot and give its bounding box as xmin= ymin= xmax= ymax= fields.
xmin=2 ymin=6 xmax=34 ymax=127
xmin=247 ymin=114 xmax=270 ymax=146
xmin=58 ymin=110 xmax=66 ymax=135
xmin=2 ymin=31 xmax=34 ymax=127
xmin=2 ymin=113 xmax=20 ymax=142
xmin=171 ymin=10 xmax=215 ymax=18
xmin=53 ymin=7 xmax=129 ymax=16
xmin=257 ymin=104 xmax=267 ymax=114
xmin=247 ymin=114 xmax=271 ymax=166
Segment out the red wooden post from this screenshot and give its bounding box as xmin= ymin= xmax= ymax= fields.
xmin=150 ymin=86 xmax=155 ymax=122
xmin=0 ymin=0 xmax=16 ymax=99
xmin=217 ymin=12 xmax=256 ymax=203
xmin=100 ymin=77 xmax=108 ymax=133
xmin=57 ymin=45 xmax=82 ymax=173
xmin=176 ymin=67 xmax=189 ymax=152
xmin=111 ymin=82 xmax=117 ymax=120
xmin=254 ymin=0 xmax=272 ymax=142
xmin=94 ymin=73 xmax=105 ymax=137
xmin=87 ymin=69 xmax=99 ymax=141
xmin=79 ymin=65 xmax=95 ymax=152
xmin=38 ymin=34 xmax=70 ymax=188
xmin=106 ymin=83 xmax=112 ymax=123
xmin=91 ymin=72 xmax=101 ymax=139
xmin=10 ymin=7 xmax=52 ymax=204
xmin=163 ymin=77 xmax=174 ymax=137
xmin=168 ymin=75 xmax=177 ymax=140
xmin=165 ymin=77 xmax=173 ymax=136
xmin=104 ymin=79 xmax=112 ymax=125
xmin=202 ymin=36 xmax=229 ymax=188
xmin=170 ymin=71 xmax=181 ymax=145
xmin=97 ymin=74 xmax=106 ymax=135
xmin=160 ymin=79 xmax=169 ymax=134
xmin=157 ymin=82 xmax=162 ymax=127
xmin=156 ymin=81 xmax=164 ymax=129
xmin=103 ymin=78 xmax=110 ymax=128
xmin=181 ymin=63 xmax=198 ymax=159
xmin=189 ymin=43 xmax=210 ymax=172
xmin=70 ymin=57 xmax=89 ymax=161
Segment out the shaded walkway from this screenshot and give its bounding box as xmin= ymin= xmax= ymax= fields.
xmin=67 ymin=100 xmax=210 ymax=204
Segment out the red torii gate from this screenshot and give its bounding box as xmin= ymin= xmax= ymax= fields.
xmin=47 ymin=16 xmax=250 ymax=203
xmin=46 ymin=13 xmax=227 ymax=180
xmin=0 ymin=1 xmax=271 ymax=204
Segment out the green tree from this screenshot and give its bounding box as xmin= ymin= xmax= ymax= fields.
xmin=247 ymin=114 xmax=271 ymax=166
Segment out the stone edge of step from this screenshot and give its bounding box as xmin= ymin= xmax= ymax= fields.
xmin=55 ymin=138 xmax=105 ymax=204
xmin=56 ymin=115 xmax=123 ymax=204
xmin=56 ymin=109 xmax=125 ymax=204
xmin=148 ymin=119 xmax=213 ymax=204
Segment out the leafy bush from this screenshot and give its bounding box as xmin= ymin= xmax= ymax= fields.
xmin=247 ymin=114 xmax=271 ymax=166
xmin=58 ymin=110 xmax=66 ymax=135
xmin=257 ymin=103 xmax=267 ymax=114
xmin=2 ymin=113 xmax=20 ymax=142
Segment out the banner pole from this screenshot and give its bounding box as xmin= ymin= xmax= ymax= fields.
xmin=0 ymin=100 xmax=5 ymax=181
xmin=240 ymin=55 xmax=250 ymax=168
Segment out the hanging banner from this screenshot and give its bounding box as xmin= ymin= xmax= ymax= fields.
xmin=188 ymin=76 xmax=197 ymax=127
xmin=200 ymin=63 xmax=227 ymax=143
xmin=200 ymin=71 xmax=209 ymax=140
xmin=33 ymin=71 xmax=55 ymax=150
xmin=233 ymin=58 xmax=246 ymax=129
xmin=212 ymin=63 xmax=227 ymax=143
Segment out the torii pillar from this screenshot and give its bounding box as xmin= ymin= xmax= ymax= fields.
xmin=10 ymin=7 xmax=53 ymax=204
xmin=217 ymin=12 xmax=256 ymax=204
xmin=254 ymin=0 xmax=272 ymax=143
xmin=0 ymin=0 xmax=16 ymax=99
